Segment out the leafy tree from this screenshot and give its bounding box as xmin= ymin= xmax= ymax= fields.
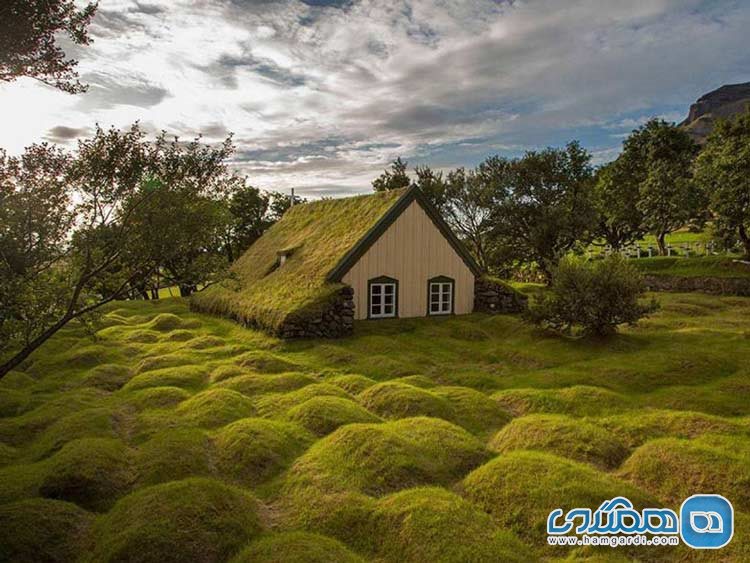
xmin=226 ymin=185 xmax=271 ymax=261
xmin=372 ymin=157 xmax=411 ymax=192
xmin=413 ymin=165 xmax=447 ymax=208
xmin=268 ymin=191 xmax=305 ymax=221
xmin=527 ymin=255 xmax=659 ymax=337
xmin=0 ymin=0 xmax=98 ymax=93
xmin=616 ymin=120 xmax=702 ymax=255
xmin=0 ymin=124 xmax=241 ymax=378
xmin=1 ymin=127 xmax=156 ymax=378
xmin=122 ymin=133 xmax=242 ymax=297
xmin=695 ymin=110 xmax=750 ymax=258
xmin=591 ymin=160 xmax=646 ymax=250
xmin=488 ymin=142 xmax=596 ymax=282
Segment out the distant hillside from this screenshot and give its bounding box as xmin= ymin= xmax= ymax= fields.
xmin=680 ymin=82 xmax=750 ymax=143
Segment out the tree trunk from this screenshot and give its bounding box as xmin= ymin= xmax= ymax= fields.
xmin=179 ymin=284 xmax=195 ymax=297
xmin=0 ymin=314 xmax=73 ymax=378
xmin=150 ymin=288 xmax=160 ymax=300
xmin=656 ymin=232 xmax=668 ymax=256
xmin=740 ymin=224 xmax=750 ymax=259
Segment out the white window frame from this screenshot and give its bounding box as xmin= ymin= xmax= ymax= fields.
xmin=429 ymin=279 xmax=453 ymax=315
xmin=369 ymin=280 xmax=397 ymax=319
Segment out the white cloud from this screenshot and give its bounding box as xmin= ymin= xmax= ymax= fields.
xmin=0 ymin=0 xmax=748 ymax=196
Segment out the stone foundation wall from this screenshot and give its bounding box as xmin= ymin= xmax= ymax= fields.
xmin=643 ymin=275 xmax=750 ymax=296
xmin=473 ymin=277 xmax=528 ymax=314
xmin=279 ymin=286 xmax=355 ymax=339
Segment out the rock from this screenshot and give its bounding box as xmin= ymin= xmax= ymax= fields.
xmin=680 ymin=82 xmax=750 ymax=144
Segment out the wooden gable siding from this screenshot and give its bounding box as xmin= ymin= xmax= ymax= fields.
xmin=342 ymin=199 xmax=475 ymax=320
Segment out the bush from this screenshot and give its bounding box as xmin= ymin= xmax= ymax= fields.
xmin=527 ymin=255 xmax=658 ymax=336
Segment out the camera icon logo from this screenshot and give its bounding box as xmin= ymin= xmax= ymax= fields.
xmin=680 ymin=495 xmax=733 ymax=549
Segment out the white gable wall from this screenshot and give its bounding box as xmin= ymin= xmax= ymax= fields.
xmin=341 ymin=199 xmax=475 ymax=320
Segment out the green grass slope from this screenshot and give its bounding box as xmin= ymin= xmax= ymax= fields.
xmin=0 ymin=292 xmax=749 ymax=560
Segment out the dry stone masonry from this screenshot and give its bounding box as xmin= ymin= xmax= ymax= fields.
xmin=279 ymin=286 xmax=355 ymax=338
xmin=473 ymin=277 xmax=528 ymax=314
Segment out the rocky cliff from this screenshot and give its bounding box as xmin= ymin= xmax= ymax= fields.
xmin=680 ymin=82 xmax=750 ymax=143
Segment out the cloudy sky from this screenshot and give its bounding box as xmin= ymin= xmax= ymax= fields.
xmin=1 ymin=0 xmax=749 ymax=197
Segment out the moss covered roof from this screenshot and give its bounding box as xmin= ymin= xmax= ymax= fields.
xmin=191 ymin=189 xmax=406 ymax=330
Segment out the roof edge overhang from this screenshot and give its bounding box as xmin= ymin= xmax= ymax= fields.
xmin=325 ymin=185 xmax=483 ymax=282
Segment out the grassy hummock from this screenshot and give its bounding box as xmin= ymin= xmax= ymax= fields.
xmin=3 ymin=292 xmax=750 ymax=560
xmin=230 ymin=532 xmax=364 ymax=563
xmin=372 ymin=487 xmax=531 ymax=562
xmin=191 ymin=189 xmax=404 ymax=332
xmin=488 ymin=414 xmax=630 ymax=469
xmin=285 ymin=417 xmax=489 ymax=497
xmin=88 ymin=478 xmax=263 ymax=563
xmin=0 ymin=498 xmax=93 ymax=563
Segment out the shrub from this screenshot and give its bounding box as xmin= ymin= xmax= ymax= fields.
xmin=372 ymin=487 xmax=531 ymax=562
xmin=88 ymin=478 xmax=263 ymax=562
xmin=527 ymin=255 xmax=658 ymax=336
xmin=0 ymin=498 xmax=93 ymax=562
xmin=488 ymin=414 xmax=629 ymax=469
xmin=230 ymin=532 xmax=364 ymax=563
xmin=286 ymin=396 xmax=381 ymax=436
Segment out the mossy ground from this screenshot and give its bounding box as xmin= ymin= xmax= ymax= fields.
xmin=0 ymin=292 xmax=749 ymax=561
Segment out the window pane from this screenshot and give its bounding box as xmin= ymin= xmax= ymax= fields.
xmin=430 ymin=303 xmax=440 ymax=313
xmin=384 ymin=284 xmax=394 ymax=295
xmin=384 ymin=305 xmax=393 ymax=315
xmin=371 ymin=305 xmax=381 ymax=315
xmin=372 ymin=295 xmax=381 ymax=305
xmin=373 ymin=285 xmax=382 ymax=296
xmin=384 ymin=294 xmax=393 ymax=305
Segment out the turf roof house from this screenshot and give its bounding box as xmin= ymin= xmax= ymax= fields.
xmin=192 ymin=186 xmax=524 ymax=337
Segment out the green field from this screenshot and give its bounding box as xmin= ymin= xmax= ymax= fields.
xmin=634 ymin=256 xmax=750 ymax=278
xmin=1 ymin=294 xmax=749 ymax=561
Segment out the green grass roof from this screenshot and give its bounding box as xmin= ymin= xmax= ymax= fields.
xmin=191 ymin=189 xmax=406 ymax=330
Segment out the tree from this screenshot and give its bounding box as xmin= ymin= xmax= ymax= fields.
xmin=488 ymin=142 xmax=596 ymax=282
xmin=591 ymin=160 xmax=646 ymax=250
xmin=0 ymin=124 xmax=241 ymax=378
xmin=616 ymin=119 xmax=702 ymax=255
xmin=695 ymin=110 xmax=750 ymax=258
xmin=372 ymin=157 xmax=411 ymax=192
xmin=1 ymin=127 xmax=156 ymax=378
xmin=527 ymin=255 xmax=659 ymax=337
xmin=122 ymin=132 xmax=242 ymax=297
xmin=226 ymin=185 xmax=271 ymax=261
xmin=268 ymin=191 xmax=305 ymax=221
xmin=0 ymin=0 xmax=98 ymax=94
